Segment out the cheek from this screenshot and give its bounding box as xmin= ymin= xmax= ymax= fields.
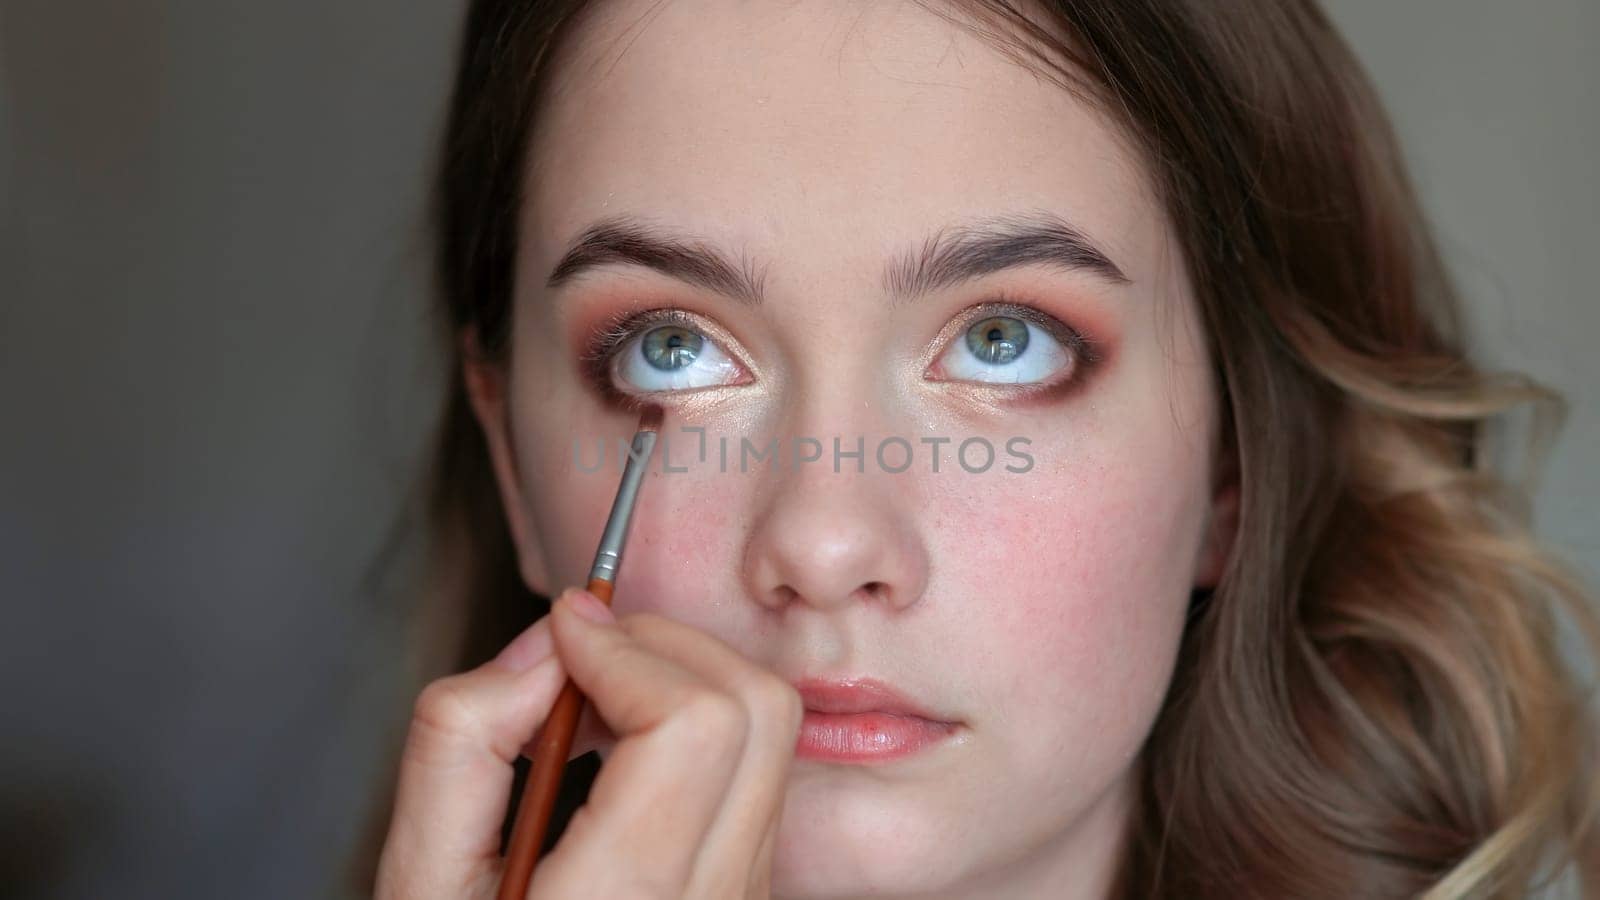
xmin=511 ymin=415 xmax=729 ymax=597
xmin=510 ymin=403 xmax=764 ymax=628
xmin=610 ymin=467 xmax=740 ymax=618
xmin=927 ymin=432 xmax=1206 ymax=759
xmin=518 ymin=443 xmax=629 ymax=591
xmin=578 ymin=460 xmax=754 ymax=633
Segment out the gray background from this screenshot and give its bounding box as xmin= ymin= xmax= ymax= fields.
xmin=1 ymin=2 xmax=1594 ymax=898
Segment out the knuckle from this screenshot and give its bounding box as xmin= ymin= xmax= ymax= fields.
xmin=615 ymin=610 xmax=670 ymax=637
xmin=409 ymin=676 xmax=483 ymax=741
xmin=673 ymin=689 xmax=749 ymax=749
xmin=752 ymin=676 xmax=805 ymax=734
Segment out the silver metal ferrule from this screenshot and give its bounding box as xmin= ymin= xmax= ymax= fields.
xmin=588 ymin=427 xmax=660 ymax=583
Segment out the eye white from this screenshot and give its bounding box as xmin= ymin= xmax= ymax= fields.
xmin=934 ymin=314 xmax=1070 ymax=384
xmin=612 ymin=324 xmax=743 ymax=392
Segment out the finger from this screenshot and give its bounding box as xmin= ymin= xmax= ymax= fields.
xmin=617 ymin=613 xmax=801 ymax=897
xmin=572 ymin=701 xmax=621 ymax=756
xmin=376 ymin=618 xmax=565 ymax=899
xmin=746 ymin=818 xmax=781 ymax=897
xmin=512 ymin=604 xmax=614 ymax=762
xmin=528 ymin=592 xmax=750 ymax=898
xmin=521 ymin=698 xmax=618 ymax=761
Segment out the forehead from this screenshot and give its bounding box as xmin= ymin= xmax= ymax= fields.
xmin=522 ymin=0 xmax=1164 ymax=293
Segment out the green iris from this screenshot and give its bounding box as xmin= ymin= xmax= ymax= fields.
xmin=964 ymin=316 xmax=1028 ymax=365
xmin=642 ymin=326 xmax=703 ymax=371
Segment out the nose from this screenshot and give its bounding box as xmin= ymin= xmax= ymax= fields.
xmin=742 ymin=450 xmax=930 ymax=614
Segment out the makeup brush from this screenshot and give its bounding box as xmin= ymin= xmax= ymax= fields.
xmin=497 ymin=403 xmax=664 ymax=900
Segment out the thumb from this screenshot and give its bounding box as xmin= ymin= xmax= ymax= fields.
xmin=377 ymin=629 xmax=566 ymax=897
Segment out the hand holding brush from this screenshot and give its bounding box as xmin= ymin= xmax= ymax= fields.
xmin=374 ymin=404 xmax=805 ymax=899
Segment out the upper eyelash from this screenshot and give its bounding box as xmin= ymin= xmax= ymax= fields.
xmin=579 ymin=306 xmax=701 ymax=376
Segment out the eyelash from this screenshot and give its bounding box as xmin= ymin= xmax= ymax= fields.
xmin=579 ymin=306 xmax=708 ymax=388
xmin=578 ymin=293 xmax=1100 ymax=397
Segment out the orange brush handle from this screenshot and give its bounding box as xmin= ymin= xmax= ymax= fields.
xmin=497 ymin=577 xmax=614 ymax=900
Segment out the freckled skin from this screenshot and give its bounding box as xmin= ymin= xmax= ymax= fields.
xmin=468 ymin=1 xmax=1228 ymax=898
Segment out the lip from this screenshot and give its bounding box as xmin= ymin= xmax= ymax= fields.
xmin=789 ymin=677 xmax=959 ymax=763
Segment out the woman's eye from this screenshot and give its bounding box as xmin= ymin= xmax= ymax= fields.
xmin=610 ymin=321 xmax=745 ymax=393
xmin=928 ymin=312 xmax=1076 ymax=386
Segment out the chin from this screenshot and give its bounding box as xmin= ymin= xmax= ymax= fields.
xmin=767 ymin=774 xmax=965 ymax=899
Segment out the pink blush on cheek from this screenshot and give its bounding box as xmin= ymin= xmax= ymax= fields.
xmin=926 ymin=455 xmax=1203 ymax=729
xmin=603 ymin=469 xmax=743 ymax=621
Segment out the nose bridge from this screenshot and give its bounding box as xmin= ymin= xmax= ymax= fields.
xmin=740 ymin=392 xmax=930 ymax=615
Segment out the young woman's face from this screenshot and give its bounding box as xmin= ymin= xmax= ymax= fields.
xmin=472 ymin=1 xmax=1230 ymax=896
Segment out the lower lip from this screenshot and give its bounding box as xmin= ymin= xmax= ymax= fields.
xmin=794 ymin=711 xmax=958 ymax=763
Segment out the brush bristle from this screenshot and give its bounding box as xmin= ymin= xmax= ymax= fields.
xmin=636 ymin=403 xmax=664 ymax=433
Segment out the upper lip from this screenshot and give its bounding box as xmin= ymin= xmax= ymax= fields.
xmin=790 ymin=677 xmax=952 ymax=722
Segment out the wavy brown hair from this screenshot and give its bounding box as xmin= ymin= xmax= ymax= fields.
xmin=346 ymin=1 xmax=1600 ymax=896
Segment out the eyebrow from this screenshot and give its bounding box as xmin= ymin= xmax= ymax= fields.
xmin=544 ymin=209 xmax=1130 ymax=307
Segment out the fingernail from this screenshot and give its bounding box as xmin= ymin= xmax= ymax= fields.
xmin=493 ymin=620 xmax=553 ymax=672
xmin=564 ymin=588 xmax=615 ymax=625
